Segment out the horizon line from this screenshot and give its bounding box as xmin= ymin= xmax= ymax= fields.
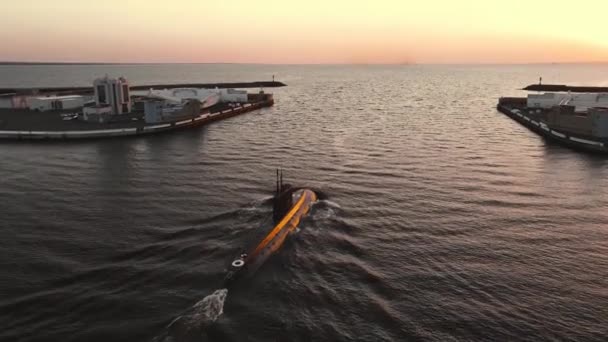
xmin=1 ymin=61 xmax=608 ymax=66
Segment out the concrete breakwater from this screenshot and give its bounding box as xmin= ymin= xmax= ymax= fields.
xmin=0 ymin=94 xmax=274 ymax=140
xmin=0 ymin=81 xmax=286 ymax=96
xmin=497 ymin=97 xmax=608 ymax=154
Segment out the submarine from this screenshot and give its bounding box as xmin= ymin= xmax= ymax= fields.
xmin=224 ymin=169 xmax=317 ymax=285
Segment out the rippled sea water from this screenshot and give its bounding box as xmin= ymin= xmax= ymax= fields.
xmin=1 ymin=64 xmax=607 ymax=342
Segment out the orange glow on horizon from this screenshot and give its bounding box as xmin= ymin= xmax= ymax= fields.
xmin=1 ymin=0 xmax=608 ymax=64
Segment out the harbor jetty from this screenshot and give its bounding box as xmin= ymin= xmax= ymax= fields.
xmin=497 ymin=83 xmax=608 ymax=154
xmin=522 ymin=84 xmax=608 ymax=93
xmin=0 ymin=77 xmax=279 ymax=140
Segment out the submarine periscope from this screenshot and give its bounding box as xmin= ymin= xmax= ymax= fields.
xmin=225 ymin=169 xmax=317 ymax=285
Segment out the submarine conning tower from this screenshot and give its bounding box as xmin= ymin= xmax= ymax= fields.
xmin=273 ymin=168 xmax=296 ymax=223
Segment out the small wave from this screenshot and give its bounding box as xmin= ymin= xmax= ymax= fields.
xmin=312 ymin=207 xmax=336 ymax=221
xmin=238 ymin=200 xmax=273 ymax=218
xmin=243 ymin=195 xmax=275 ymax=209
xmin=310 ymin=199 xmax=342 ymax=221
xmin=321 ymin=199 xmax=341 ymax=209
xmin=154 ymin=289 xmax=228 ymax=342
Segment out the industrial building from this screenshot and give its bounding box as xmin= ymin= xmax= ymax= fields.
xmin=83 ymin=76 xmax=131 ymax=123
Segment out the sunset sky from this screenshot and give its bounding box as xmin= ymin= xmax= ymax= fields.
xmin=2 ymin=0 xmax=608 ymax=64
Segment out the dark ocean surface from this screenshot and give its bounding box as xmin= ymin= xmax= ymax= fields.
xmin=1 ymin=64 xmax=607 ymax=341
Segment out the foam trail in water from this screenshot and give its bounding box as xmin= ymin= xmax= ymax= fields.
xmin=184 ymin=288 xmax=228 ymax=327
xmin=311 ymin=200 xmax=341 ymax=220
xmin=155 ymin=289 xmax=228 ymax=342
